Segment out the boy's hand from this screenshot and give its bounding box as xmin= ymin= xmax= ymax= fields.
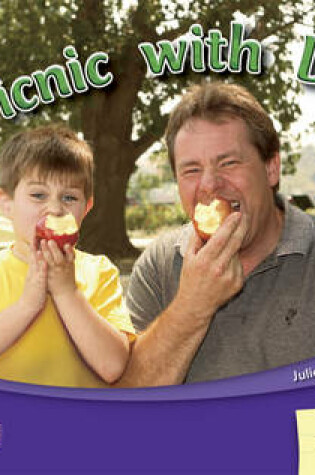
xmin=21 ymin=243 xmax=48 ymax=315
xmin=39 ymin=239 xmax=77 ymax=298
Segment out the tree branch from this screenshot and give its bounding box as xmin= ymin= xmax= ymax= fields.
xmin=129 ymin=0 xmax=160 ymax=43
xmin=133 ymin=132 xmax=159 ymax=158
xmin=133 ymin=115 xmax=169 ymax=160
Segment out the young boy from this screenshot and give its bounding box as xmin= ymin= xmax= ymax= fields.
xmin=0 ymin=125 xmax=135 ymax=388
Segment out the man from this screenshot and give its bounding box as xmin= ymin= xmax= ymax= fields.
xmin=120 ymin=82 xmax=315 ymax=386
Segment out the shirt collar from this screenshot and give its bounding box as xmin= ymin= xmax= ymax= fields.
xmin=175 ymin=194 xmax=315 ymax=259
xmin=175 ymin=222 xmax=194 ymax=257
xmin=275 ymin=194 xmax=314 ymax=256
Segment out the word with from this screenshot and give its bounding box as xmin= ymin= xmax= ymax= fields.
xmin=138 ymin=22 xmax=262 ymax=77
xmin=0 ymin=46 xmax=113 ymax=119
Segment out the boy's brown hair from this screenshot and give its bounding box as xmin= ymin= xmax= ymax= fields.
xmin=165 ymin=81 xmax=280 ymax=174
xmin=0 ymin=125 xmax=94 ymax=199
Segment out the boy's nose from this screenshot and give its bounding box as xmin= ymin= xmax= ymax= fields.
xmin=47 ymin=200 xmax=64 ymax=216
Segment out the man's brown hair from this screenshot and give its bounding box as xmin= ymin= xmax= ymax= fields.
xmin=0 ymin=125 xmax=94 ymax=199
xmin=165 ymin=81 xmax=280 ymax=174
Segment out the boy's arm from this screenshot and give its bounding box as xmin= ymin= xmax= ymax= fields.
xmin=40 ymin=240 xmax=130 ymax=384
xmin=0 ymin=248 xmax=47 ymax=354
xmin=53 ymin=289 xmax=130 ymax=384
xmin=0 ymin=301 xmax=42 ymax=354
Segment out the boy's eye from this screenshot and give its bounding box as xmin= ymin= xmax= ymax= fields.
xmin=30 ymin=192 xmax=46 ymax=200
xmin=62 ymin=195 xmax=78 ymax=202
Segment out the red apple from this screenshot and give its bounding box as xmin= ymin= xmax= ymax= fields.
xmin=35 ymin=213 xmax=79 ymax=250
xmin=193 ymin=199 xmax=232 ymax=241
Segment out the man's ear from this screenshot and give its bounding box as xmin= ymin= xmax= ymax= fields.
xmin=0 ymin=188 xmax=13 ymax=219
xmin=265 ymin=152 xmax=280 ymax=188
xmin=84 ymin=197 xmax=94 ymax=217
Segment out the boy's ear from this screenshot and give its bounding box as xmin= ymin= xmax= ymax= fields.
xmin=84 ymin=197 xmax=94 ymax=216
xmin=0 ymin=189 xmax=13 ymax=219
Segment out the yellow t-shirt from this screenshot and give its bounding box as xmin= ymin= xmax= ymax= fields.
xmin=0 ymin=248 xmax=135 ymax=388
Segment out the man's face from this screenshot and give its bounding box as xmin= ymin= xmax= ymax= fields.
xmin=174 ymin=117 xmax=280 ymax=251
xmin=0 ymin=170 xmax=92 ymax=248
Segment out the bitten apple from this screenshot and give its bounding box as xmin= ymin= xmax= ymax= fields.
xmin=35 ymin=213 xmax=79 ymax=250
xmin=193 ymin=199 xmax=232 ymax=241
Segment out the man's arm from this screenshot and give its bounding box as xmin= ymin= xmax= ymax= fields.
xmin=115 ymin=212 xmax=246 ymax=387
xmin=114 ymin=300 xmax=214 ymax=387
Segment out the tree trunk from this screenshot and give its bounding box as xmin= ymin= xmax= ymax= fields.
xmin=78 ymin=130 xmax=140 ymax=259
xmin=75 ymin=22 xmax=155 ymax=258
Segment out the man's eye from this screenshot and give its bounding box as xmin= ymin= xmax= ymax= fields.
xmin=221 ymin=160 xmax=238 ymax=167
xmin=183 ymin=168 xmax=200 ymax=176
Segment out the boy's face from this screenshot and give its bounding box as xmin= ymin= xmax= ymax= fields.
xmin=0 ymin=170 xmax=93 ymax=248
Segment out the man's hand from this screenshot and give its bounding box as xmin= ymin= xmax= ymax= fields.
xmin=39 ymin=239 xmax=76 ymax=298
xmin=21 ymin=243 xmax=48 ymax=315
xmin=111 ymin=211 xmax=248 ymax=388
xmin=174 ymin=211 xmax=246 ymax=325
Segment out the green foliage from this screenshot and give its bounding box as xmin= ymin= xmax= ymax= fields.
xmin=149 ymin=146 xmax=175 ymax=181
xmin=128 ymin=144 xmax=175 ymax=203
xmin=134 ymin=173 xmax=160 ymax=190
xmin=127 ymin=171 xmax=161 ymax=202
xmin=0 ymin=0 xmax=309 ymax=216
xmin=281 ymin=133 xmax=302 ymax=175
xmin=0 ymin=1 xmax=312 ymax=255
xmin=126 ymin=202 xmax=188 ymax=232
xmin=127 ymin=145 xmax=175 ymax=204
xmin=0 ymin=0 xmax=311 ymax=156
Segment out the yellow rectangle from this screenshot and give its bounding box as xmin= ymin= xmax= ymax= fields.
xmin=296 ymin=409 xmax=315 ymax=474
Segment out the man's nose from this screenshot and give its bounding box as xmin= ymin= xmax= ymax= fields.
xmin=198 ymin=170 xmax=225 ymax=195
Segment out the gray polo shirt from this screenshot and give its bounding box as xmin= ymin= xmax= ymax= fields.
xmin=127 ymin=197 xmax=315 ymax=383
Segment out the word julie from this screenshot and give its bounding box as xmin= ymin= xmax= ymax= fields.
xmin=0 ymin=46 xmax=113 ymax=119
xmin=138 ymin=22 xmax=262 ymax=77
xmin=293 ymin=366 xmax=315 ymax=383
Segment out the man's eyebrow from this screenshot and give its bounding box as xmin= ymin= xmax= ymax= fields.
xmin=177 ymin=151 xmax=240 ymax=169
xmin=216 ymin=150 xmax=240 ymax=161
xmin=176 ymin=160 xmax=200 ymax=170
